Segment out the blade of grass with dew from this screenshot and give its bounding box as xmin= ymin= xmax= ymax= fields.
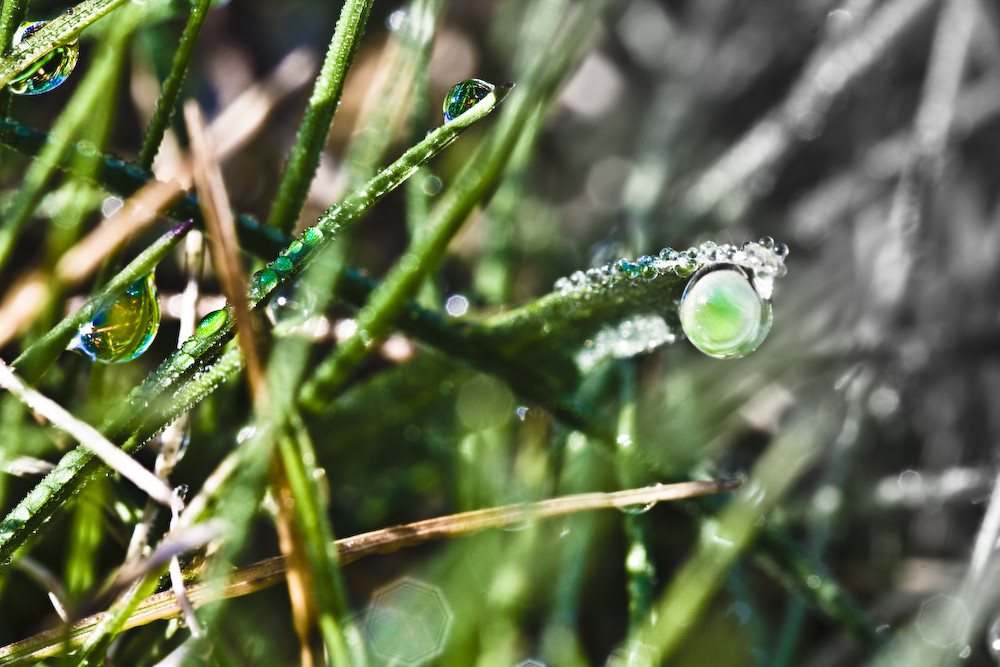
xmin=339 ymin=0 xmax=445 ymax=193
xmin=266 ymin=0 xmax=373 ymax=234
xmin=0 ymin=0 xmax=28 ymax=115
xmin=137 ymin=0 xmax=211 ymax=169
xmin=277 ymin=421 xmax=365 ymax=666
xmin=616 ymin=361 xmax=656 ymax=637
xmin=0 ymin=0 xmax=129 ymax=89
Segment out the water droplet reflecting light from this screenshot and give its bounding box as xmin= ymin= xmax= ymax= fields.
xmin=9 ymin=21 xmax=79 ymax=96
xmin=69 ymin=275 xmax=160 ymax=363
xmin=680 ymin=265 xmax=772 ymax=359
xmin=443 ymin=78 xmax=494 ymax=123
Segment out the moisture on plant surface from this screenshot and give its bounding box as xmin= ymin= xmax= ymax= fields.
xmin=0 ymin=2 xmax=997 ymax=666
xmin=68 ymin=274 xmax=160 ymax=363
xmin=8 ymin=20 xmax=79 ymax=95
xmin=442 ymin=78 xmax=495 ymax=123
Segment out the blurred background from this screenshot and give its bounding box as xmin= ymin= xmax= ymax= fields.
xmin=2 ymin=0 xmax=1000 ymax=665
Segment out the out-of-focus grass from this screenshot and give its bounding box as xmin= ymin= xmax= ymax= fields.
xmin=1 ymin=0 xmax=1000 ymax=665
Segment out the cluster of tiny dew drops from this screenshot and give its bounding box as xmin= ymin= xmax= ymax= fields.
xmin=554 ymin=238 xmax=789 ymax=359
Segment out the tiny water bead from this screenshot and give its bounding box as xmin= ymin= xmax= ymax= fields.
xmin=679 ymin=265 xmax=772 ymax=359
xmin=443 ymin=78 xmax=494 ymax=123
xmin=9 ymin=21 xmax=80 ymax=95
xmin=250 ymin=269 xmax=279 ymax=298
xmin=69 ymin=275 xmax=160 ymax=363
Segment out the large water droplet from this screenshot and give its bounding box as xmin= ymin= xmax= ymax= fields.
xmin=69 ymin=274 xmax=160 ymax=363
xmin=9 ymin=21 xmax=79 ymax=96
xmin=442 ymin=78 xmax=494 ymax=123
xmin=679 ymin=264 xmax=772 ymax=359
xmin=265 ymin=284 xmax=324 ymax=338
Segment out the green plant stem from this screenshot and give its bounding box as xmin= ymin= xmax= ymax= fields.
xmin=137 ymin=0 xmax=211 ymax=169
xmin=0 ymin=0 xmax=129 ymax=89
xmin=71 ymin=572 xmax=162 ymax=666
xmin=266 ymin=0 xmax=373 ymax=234
xmin=617 ymin=362 xmax=655 ymax=636
xmin=0 ymin=116 xmax=289 ymax=256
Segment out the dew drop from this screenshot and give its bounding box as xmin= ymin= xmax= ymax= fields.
xmin=265 ymin=284 xmax=324 ymax=338
xmin=270 ymin=256 xmax=293 ymax=276
xmin=285 ymin=240 xmax=306 ymax=262
xmin=679 ymin=264 xmax=772 ymax=359
xmin=301 ymin=226 xmax=323 ymax=245
xmin=618 ymin=502 xmax=655 ymax=516
xmin=69 ymin=274 xmax=160 ymax=363
xmin=9 ymin=21 xmax=79 ymax=96
xmin=443 ymin=78 xmax=494 ymax=123
xmin=251 ymin=268 xmax=279 ymax=296
xmin=195 ymin=309 xmax=230 ymax=337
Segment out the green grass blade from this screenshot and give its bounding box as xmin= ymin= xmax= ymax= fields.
xmin=136 ymin=0 xmax=211 ymax=169
xmin=265 ymin=0 xmax=374 ymax=234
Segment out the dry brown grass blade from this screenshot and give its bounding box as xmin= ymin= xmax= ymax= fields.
xmin=183 ymin=101 xmax=268 ymax=403
xmin=0 ymin=480 xmax=740 ymax=665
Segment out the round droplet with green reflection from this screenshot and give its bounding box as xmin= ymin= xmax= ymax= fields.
xmin=442 ymin=78 xmax=494 ymax=123
xmin=69 ymin=274 xmax=160 ymax=363
xmin=9 ymin=21 xmax=79 ymax=96
xmin=679 ymin=265 xmax=772 ymax=359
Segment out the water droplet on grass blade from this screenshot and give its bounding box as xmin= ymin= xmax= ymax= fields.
xmin=680 ymin=264 xmax=772 ymax=359
xmin=443 ymin=78 xmax=494 ymax=123
xmin=9 ymin=21 xmax=79 ymax=95
xmin=69 ymin=274 xmax=160 ymax=363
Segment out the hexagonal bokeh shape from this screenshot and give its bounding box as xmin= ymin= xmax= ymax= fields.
xmin=917 ymin=595 xmax=970 ymax=647
xmin=365 ymin=577 xmax=453 ymax=665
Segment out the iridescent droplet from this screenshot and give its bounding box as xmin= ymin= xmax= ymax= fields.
xmin=270 ymin=256 xmax=293 ymax=275
xmin=69 ymin=274 xmax=160 ymax=363
xmin=195 ymin=309 xmax=230 ymax=337
xmin=251 ymin=268 xmax=279 ymax=295
xmin=679 ymin=265 xmax=772 ymax=359
xmin=9 ymin=21 xmax=79 ymax=96
xmin=301 ymin=226 xmax=323 ymax=245
xmin=443 ymin=78 xmax=494 ymax=123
